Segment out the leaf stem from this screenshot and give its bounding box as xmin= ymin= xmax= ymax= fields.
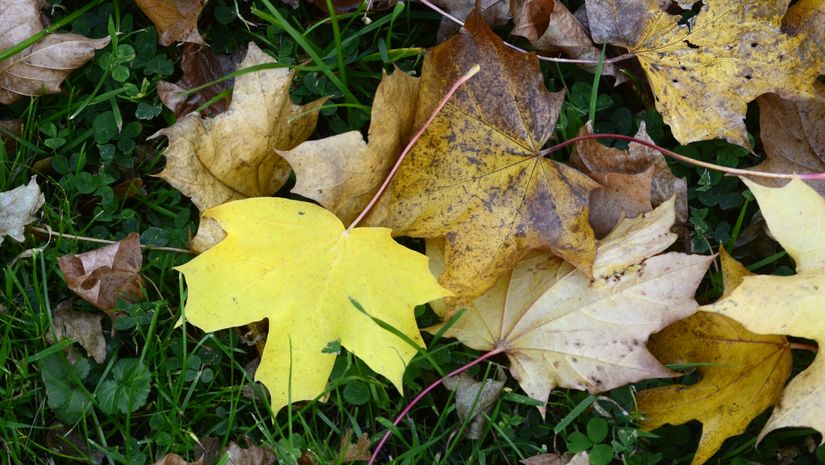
xmin=790 ymin=342 xmax=818 ymax=353
xmin=345 ymin=64 xmax=481 ymax=232
xmin=416 ymin=0 xmax=636 ymax=65
xmin=28 ymin=225 xmax=194 ymax=254
xmin=367 ymin=346 xmax=506 ymax=465
xmin=541 ymin=133 xmax=825 ymax=180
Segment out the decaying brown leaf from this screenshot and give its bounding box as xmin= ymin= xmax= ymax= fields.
xmin=58 ymin=232 xmax=144 ymax=310
xmin=0 ymin=175 xmax=45 ymax=246
xmin=426 ymin=0 xmax=511 ymax=41
xmin=585 ymin=0 xmax=825 ymax=147
xmin=512 ymin=0 xmax=625 ymax=83
xmin=367 ymin=10 xmax=598 ymax=301
xmin=136 ymin=0 xmax=206 ymax=46
xmin=225 ymin=441 xmax=276 ymax=465
xmin=279 ymin=69 xmax=419 ymax=224
xmin=571 ymin=122 xmax=688 ymax=236
xmin=521 ymin=452 xmax=589 ymax=465
xmin=443 ymin=371 xmax=505 ymax=439
xmin=158 ymin=43 xmax=238 ymax=118
xmin=153 ymin=43 xmax=324 ymax=252
xmin=338 ymin=428 xmax=371 ymax=463
xmin=49 ymin=300 xmax=107 ymax=364
xmin=0 ymin=0 xmax=109 ymax=105
xmin=150 ymin=454 xmax=203 ymax=465
xmin=0 ymin=119 xmax=21 ymax=152
xmin=749 ymin=90 xmax=825 ymax=196
xmin=427 ymin=199 xmax=712 ymax=410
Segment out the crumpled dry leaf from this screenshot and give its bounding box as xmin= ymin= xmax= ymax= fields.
xmin=367 ymin=10 xmax=598 ymax=302
xmin=49 ymin=300 xmax=107 ymax=364
xmin=338 ymin=428 xmax=372 ymax=463
xmin=153 ymin=43 xmax=324 ymax=252
xmin=443 ymin=370 xmax=506 ymax=439
xmin=571 ymin=122 xmax=688 ymax=236
xmin=638 ymin=252 xmax=791 ymax=465
xmin=279 ymin=69 xmax=418 ymax=224
xmin=150 ymin=454 xmax=203 ymax=465
xmin=58 ymin=233 xmax=144 ymax=310
xmin=512 ymin=0 xmax=625 ymax=83
xmin=158 ymin=43 xmax=238 ymax=118
xmin=702 ymin=178 xmax=825 ymax=441
xmin=176 ymin=197 xmax=450 ymax=414
xmin=426 ymin=0 xmax=511 ymax=41
xmin=427 ymin=199 xmax=712 ymax=411
xmin=136 ymin=0 xmax=206 ymax=46
xmin=749 ymin=90 xmax=825 ymax=196
xmin=225 ymin=441 xmax=276 ymax=465
xmin=585 ymin=0 xmax=825 ymax=147
xmin=0 ymin=0 xmax=109 ymax=105
xmin=0 ymin=175 xmax=45 ymax=246
xmin=521 ymin=451 xmax=589 ymax=465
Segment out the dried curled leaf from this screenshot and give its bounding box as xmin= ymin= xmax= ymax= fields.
xmin=135 ymin=0 xmax=206 ymax=46
xmin=0 ymin=0 xmax=109 ymax=104
xmin=0 ymin=175 xmax=44 ymax=245
xmin=152 ymin=43 xmax=324 ymax=252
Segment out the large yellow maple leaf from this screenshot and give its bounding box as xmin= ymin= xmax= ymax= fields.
xmin=702 ymin=178 xmax=825 ymax=440
xmin=585 ymin=0 xmax=825 ymax=147
xmin=637 ymin=249 xmax=791 ymax=465
xmin=427 ymin=199 xmax=711 ymax=409
xmin=366 ymin=10 xmax=599 ymax=302
xmin=176 ymin=198 xmax=450 ymax=414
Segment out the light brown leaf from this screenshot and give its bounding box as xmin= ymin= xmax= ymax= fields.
xmin=366 ymin=10 xmax=598 ymax=301
xmin=152 ymin=43 xmax=324 ymax=252
xmin=571 ymin=123 xmax=687 ymax=236
xmin=749 ymin=90 xmax=825 ymax=196
xmin=338 ymin=428 xmax=372 ymax=463
xmin=443 ymin=371 xmax=505 ymax=439
xmin=58 ymin=232 xmax=144 ymax=310
xmin=136 ymin=0 xmax=206 ymax=46
xmin=585 ymin=0 xmax=825 ymax=147
xmin=279 ymin=69 xmax=418 ymax=224
xmin=512 ymin=0 xmax=625 ymax=83
xmin=158 ymin=43 xmax=239 ymax=118
xmin=0 ymin=0 xmax=109 ymax=104
xmin=0 ymin=175 xmax=45 ymax=245
xmin=521 ymin=452 xmax=589 ymax=465
xmin=225 ymin=441 xmax=276 ymax=465
xmin=50 ymin=300 xmax=107 ymax=364
xmin=427 ymin=199 xmax=712 ymax=410
xmin=150 ymin=454 xmax=203 ymax=465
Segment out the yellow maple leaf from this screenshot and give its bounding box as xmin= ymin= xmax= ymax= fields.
xmin=702 ymin=177 xmax=825 ymax=440
xmin=366 ymin=10 xmax=599 ymax=302
xmin=586 ymin=0 xmax=825 ymax=147
xmin=637 ymin=249 xmax=791 ymax=465
xmin=152 ymin=43 xmax=325 ymax=252
xmin=176 ymin=197 xmax=450 ymax=414
xmin=427 ymin=199 xmax=712 ymax=409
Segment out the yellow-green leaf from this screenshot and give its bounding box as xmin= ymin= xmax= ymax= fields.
xmin=176 ymin=198 xmax=450 ymax=414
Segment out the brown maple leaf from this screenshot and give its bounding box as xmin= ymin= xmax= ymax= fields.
xmin=136 ymin=0 xmax=206 ymax=46
xmin=158 ymin=43 xmax=239 ymax=118
xmin=367 ymin=10 xmax=598 ymax=301
xmin=58 ymin=233 xmax=144 ymax=310
xmin=0 ymin=0 xmax=109 ymax=104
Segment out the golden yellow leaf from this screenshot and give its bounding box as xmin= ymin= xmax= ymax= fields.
xmin=176 ymin=198 xmax=450 ymax=414
xmin=637 ymin=250 xmax=791 ymax=465
xmin=279 ymin=69 xmax=419 ymax=224
xmin=702 ymin=177 xmax=825 ymax=440
xmin=586 ymin=0 xmax=825 ymax=147
xmin=367 ymin=10 xmax=599 ymax=301
xmin=152 ymin=43 xmax=325 ymax=252
xmin=427 ymin=199 xmax=711 ymax=409
xmin=0 ymin=0 xmax=109 ymax=104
